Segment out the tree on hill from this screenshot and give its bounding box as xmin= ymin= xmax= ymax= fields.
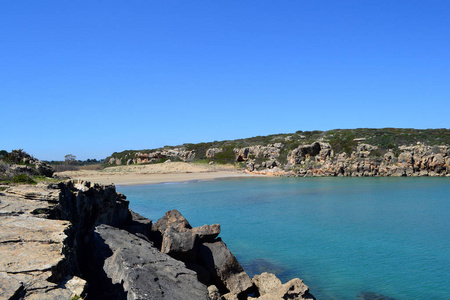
xmin=64 ymin=154 xmax=76 ymax=165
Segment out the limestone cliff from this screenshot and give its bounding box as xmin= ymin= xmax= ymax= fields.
xmin=106 ymin=128 xmax=450 ymax=177
xmin=243 ymin=142 xmax=450 ymax=177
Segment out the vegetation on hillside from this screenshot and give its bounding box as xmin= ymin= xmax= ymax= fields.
xmin=46 ymin=155 xmax=105 ymax=172
xmin=0 ymin=149 xmax=38 ymax=184
xmin=105 ymin=128 xmax=450 ymax=165
xmin=0 ymin=149 xmax=62 ymax=185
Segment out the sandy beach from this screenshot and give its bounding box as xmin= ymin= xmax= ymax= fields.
xmin=56 ymin=162 xmax=259 ymax=186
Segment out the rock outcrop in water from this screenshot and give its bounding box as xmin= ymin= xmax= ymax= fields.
xmin=0 ymin=181 xmax=315 ymax=299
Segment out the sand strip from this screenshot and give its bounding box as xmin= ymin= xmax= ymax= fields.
xmin=56 ymin=162 xmax=261 ymax=186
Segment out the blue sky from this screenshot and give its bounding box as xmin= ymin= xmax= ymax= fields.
xmin=2 ymin=1 xmax=449 ymax=160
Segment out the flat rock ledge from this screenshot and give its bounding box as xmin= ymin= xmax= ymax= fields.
xmin=0 ymin=181 xmax=315 ymax=300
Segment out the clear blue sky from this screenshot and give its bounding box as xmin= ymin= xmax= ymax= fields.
xmin=2 ymin=1 xmax=449 ymax=160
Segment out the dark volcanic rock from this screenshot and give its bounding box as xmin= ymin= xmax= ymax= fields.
xmin=89 ymin=224 xmax=210 ymax=300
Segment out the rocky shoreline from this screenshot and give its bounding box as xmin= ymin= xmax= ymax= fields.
xmin=243 ymin=142 xmax=450 ymax=178
xmin=0 ymin=181 xmax=315 ymax=300
xmin=108 ymin=141 xmax=450 ymax=178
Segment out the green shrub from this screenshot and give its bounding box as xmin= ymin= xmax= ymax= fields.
xmin=0 ymin=150 xmax=7 ymax=159
xmin=13 ymin=174 xmax=36 ymax=184
xmin=328 ymin=131 xmax=357 ymax=155
xmin=214 ymin=146 xmax=236 ymax=164
xmin=369 ymin=149 xmax=387 ymax=158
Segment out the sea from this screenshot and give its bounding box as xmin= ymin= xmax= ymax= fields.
xmin=117 ymin=177 xmax=450 ymax=300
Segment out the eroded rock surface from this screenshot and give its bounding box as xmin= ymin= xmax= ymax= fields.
xmin=199 ymin=241 xmax=253 ymax=297
xmin=250 ymin=272 xmax=315 ymax=300
xmin=0 ymin=183 xmax=315 ymax=300
xmin=0 ymin=183 xmax=85 ymax=299
xmin=88 ymin=224 xmax=210 ymax=300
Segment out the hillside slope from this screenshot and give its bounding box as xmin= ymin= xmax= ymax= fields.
xmin=106 ymin=128 xmax=450 ymax=177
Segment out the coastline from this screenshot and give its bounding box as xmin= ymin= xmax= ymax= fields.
xmin=0 ymin=180 xmax=315 ymax=299
xmin=56 ymin=162 xmax=263 ymax=186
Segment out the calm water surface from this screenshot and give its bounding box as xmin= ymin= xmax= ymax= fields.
xmin=118 ymin=177 xmax=450 ymax=299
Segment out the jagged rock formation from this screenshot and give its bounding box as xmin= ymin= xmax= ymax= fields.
xmin=108 ymin=148 xmax=196 ymax=165
xmin=206 ymin=148 xmax=224 ymax=158
xmin=88 ymin=224 xmax=210 ymax=299
xmin=1 ymin=151 xmax=54 ymax=179
xmin=250 ymin=272 xmax=314 ymax=300
xmin=0 ymin=183 xmax=85 ymax=299
xmin=233 ymin=144 xmax=282 ymax=163
xmin=230 ymin=142 xmax=450 ymax=177
xmin=0 ymin=182 xmax=314 ymax=299
xmin=106 ymin=129 xmax=450 ymax=177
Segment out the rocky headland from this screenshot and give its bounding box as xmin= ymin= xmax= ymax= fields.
xmin=0 ymin=181 xmax=315 ymax=300
xmin=239 ymin=142 xmax=450 ymax=177
xmin=106 ymin=128 xmax=450 ymax=178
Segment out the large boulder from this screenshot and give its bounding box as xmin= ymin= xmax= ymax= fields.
xmin=161 ymin=228 xmax=200 ymax=261
xmin=430 ymin=154 xmax=445 ymax=171
xmin=35 ymin=161 xmax=54 ymax=177
xmin=153 ymin=209 xmax=192 ymax=233
xmin=88 ymin=224 xmax=210 ymax=300
xmin=288 ymin=142 xmax=322 ymax=165
xmin=125 ymin=210 xmax=153 ymax=239
xmin=192 ymin=223 xmax=221 ymax=242
xmin=251 ymin=272 xmax=315 ymax=300
xmin=398 ymin=152 xmax=414 ymax=165
xmin=252 ymin=272 xmax=282 ymax=295
xmin=154 ymin=209 xmax=221 ymax=255
xmin=206 ymin=148 xmax=224 ymax=158
xmin=199 ymin=241 xmax=253 ymax=297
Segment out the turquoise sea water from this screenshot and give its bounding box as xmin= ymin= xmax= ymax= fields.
xmin=117 ymin=177 xmax=450 ymax=299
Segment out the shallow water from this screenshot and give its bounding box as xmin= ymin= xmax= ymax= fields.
xmin=118 ymin=177 xmax=450 ymax=299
